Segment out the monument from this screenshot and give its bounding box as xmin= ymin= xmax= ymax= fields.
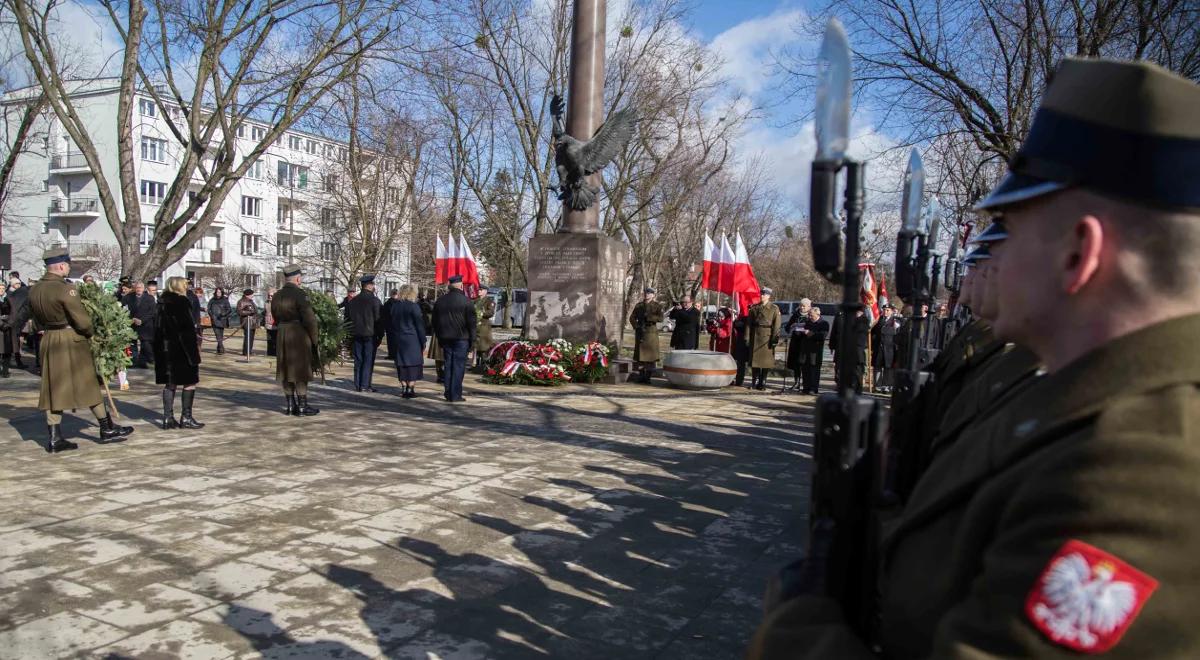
xmin=526 ymin=0 xmax=633 ymax=344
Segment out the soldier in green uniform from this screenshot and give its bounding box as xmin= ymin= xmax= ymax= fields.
xmin=30 ymin=247 xmax=133 ymax=453
xmin=628 ymin=287 xmax=663 ymax=383
xmin=746 ymin=287 xmax=782 ymax=390
xmin=271 ymin=264 xmax=319 ymax=416
xmin=751 ymin=58 xmax=1200 ymax=659
xmin=474 ymin=294 xmax=496 ymax=368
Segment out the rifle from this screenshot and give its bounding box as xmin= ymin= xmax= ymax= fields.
xmin=891 ymin=156 xmax=937 ymax=410
xmin=802 ymin=20 xmax=888 ymax=641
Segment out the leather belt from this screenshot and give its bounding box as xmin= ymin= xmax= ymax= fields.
xmin=42 ymin=322 xmax=69 ymax=330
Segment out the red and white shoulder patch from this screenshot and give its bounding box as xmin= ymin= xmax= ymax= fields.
xmin=1025 ymin=539 xmax=1158 ymax=654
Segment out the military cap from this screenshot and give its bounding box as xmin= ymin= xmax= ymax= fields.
xmin=962 ymin=245 xmax=992 ymax=265
xmin=146 ymin=279 xmax=158 ymax=286
xmin=118 ymin=275 xmax=132 ymax=285
xmin=42 ymin=247 xmax=71 ymax=265
xmin=448 ymin=274 xmax=463 ymax=284
xmin=242 ymin=288 xmax=254 ymax=296
xmin=760 ymin=287 xmax=774 ymax=296
xmin=282 ymin=264 xmax=302 ymax=277
xmin=644 ymin=286 xmax=656 ymax=294
xmin=360 ymin=274 xmax=375 ymax=285
xmin=970 ymin=221 xmax=1009 ymax=244
xmin=977 ymin=57 xmax=1200 ymax=211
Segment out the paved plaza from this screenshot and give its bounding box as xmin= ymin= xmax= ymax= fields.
xmin=0 ymin=352 xmax=814 ymax=659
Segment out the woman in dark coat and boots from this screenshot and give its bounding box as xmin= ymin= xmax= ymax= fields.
xmin=784 ymin=306 xmax=808 ymax=390
xmin=154 ymin=277 xmax=204 ymax=429
xmin=390 ymin=284 xmax=426 ymax=398
xmin=206 ymin=287 xmax=231 ymax=354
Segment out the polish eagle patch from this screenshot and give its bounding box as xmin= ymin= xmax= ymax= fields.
xmin=1025 ymin=539 xmax=1158 ymax=653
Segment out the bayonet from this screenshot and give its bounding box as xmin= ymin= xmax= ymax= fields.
xmin=809 ymin=19 xmax=853 ymax=281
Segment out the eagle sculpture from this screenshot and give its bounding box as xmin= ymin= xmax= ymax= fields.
xmin=550 ymin=93 xmax=638 ymax=211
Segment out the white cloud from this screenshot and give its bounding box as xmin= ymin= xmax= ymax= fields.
xmin=709 ymin=9 xmax=803 ymax=97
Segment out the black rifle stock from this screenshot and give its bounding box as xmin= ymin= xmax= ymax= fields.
xmin=808 ymin=159 xmax=887 ymax=639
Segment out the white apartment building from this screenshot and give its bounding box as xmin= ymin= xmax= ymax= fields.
xmin=0 ymin=78 xmax=412 ymax=300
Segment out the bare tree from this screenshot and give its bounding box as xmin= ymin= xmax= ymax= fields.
xmin=8 ymin=0 xmax=409 ymax=280
xmin=784 ymin=0 xmax=1200 ymax=209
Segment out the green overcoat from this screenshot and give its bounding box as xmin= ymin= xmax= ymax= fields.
xmin=747 ymin=302 xmax=781 ymax=369
xmin=629 ymin=301 xmax=664 ymax=363
xmin=749 ymin=314 xmax=1200 ymax=659
xmin=30 ymin=273 xmax=103 ymax=411
xmin=270 ymin=283 xmax=318 ymax=385
xmin=475 ymin=297 xmax=496 ymax=353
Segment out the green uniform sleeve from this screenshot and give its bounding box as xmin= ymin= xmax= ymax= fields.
xmin=301 ymin=296 xmax=319 ymax=344
xmin=931 ymin=416 xmax=1200 ymax=657
xmin=748 ymin=596 xmax=876 ymax=659
xmin=63 ymin=286 xmax=94 ymax=338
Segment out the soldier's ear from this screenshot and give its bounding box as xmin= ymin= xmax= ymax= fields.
xmin=1063 ymin=215 xmax=1104 ymax=296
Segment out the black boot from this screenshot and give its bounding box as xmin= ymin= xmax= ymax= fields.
xmin=0 ymin=356 xmax=9 ymax=378
xmin=162 ymin=388 xmax=179 ymax=430
xmin=296 ymin=395 xmax=319 ymax=416
xmin=179 ymin=390 xmax=204 ymax=429
xmin=403 ymin=385 xmax=416 ymax=399
xmin=284 ymin=393 xmax=295 ymax=415
xmin=99 ymin=415 xmax=134 ymax=442
xmin=47 ymin=424 xmax=78 ymax=453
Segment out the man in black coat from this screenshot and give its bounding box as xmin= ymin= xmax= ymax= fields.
xmin=432 ymin=275 xmax=476 ymax=403
xmin=382 ymin=289 xmax=401 ymax=360
xmin=828 ymin=308 xmax=870 ymax=393
xmin=799 ymin=307 xmax=830 ymax=394
xmin=2 ymin=272 xmax=30 ymax=373
xmin=668 ymin=295 xmax=702 ymax=351
xmin=122 ymin=281 xmax=157 ymax=368
xmin=347 ymin=274 xmax=383 ymax=392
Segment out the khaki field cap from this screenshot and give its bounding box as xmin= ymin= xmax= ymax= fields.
xmin=977 ymin=57 xmax=1200 ymax=211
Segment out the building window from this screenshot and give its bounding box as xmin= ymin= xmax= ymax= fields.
xmin=321 ymin=207 xmax=336 ymax=228
xmin=338 ymin=147 xmax=348 ymax=163
xmin=170 ymin=105 xmax=184 ymax=120
xmin=296 ymin=166 xmax=308 ymax=189
xmin=138 ymin=98 xmax=156 ymax=117
xmin=140 ymin=224 xmax=155 ymax=246
xmin=320 ymin=242 xmax=336 ymax=260
xmin=277 ymin=205 xmax=291 ymax=226
xmin=241 ymin=195 xmax=261 ymax=217
xmin=240 ymin=233 xmax=261 ymax=255
xmin=389 ymin=249 xmax=402 ymax=266
xmin=141 ymin=137 xmax=167 ymax=163
xmin=235 ymin=124 xmax=245 ymax=138
xmin=324 ymin=144 xmax=335 ymax=158
xmin=305 ymin=139 xmax=317 ymax=154
xmin=277 ymin=160 xmax=291 ymax=186
xmin=140 ymin=179 xmax=166 ymax=204
xmin=244 ymin=273 xmax=260 ymax=288
xmin=276 ymin=237 xmax=291 ymax=257
xmin=288 ymin=135 xmax=302 ymax=150
xmin=246 ymin=159 xmax=262 ymax=180
xmin=42 ymin=179 xmax=49 ymax=192
xmin=386 ymin=186 xmax=401 ymax=203
xmin=251 ymin=126 xmax=265 ymax=141
xmin=324 ymin=173 xmax=338 ymax=192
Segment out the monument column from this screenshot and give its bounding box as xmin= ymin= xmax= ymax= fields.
xmin=563 ymin=0 xmax=605 ymax=234
xmin=525 ymin=0 xmax=629 ymax=346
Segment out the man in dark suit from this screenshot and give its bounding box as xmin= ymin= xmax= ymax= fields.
xmin=122 ymin=281 xmax=157 ymax=367
xmin=431 ymin=275 xmax=476 ymax=402
xmin=668 ymin=295 xmax=702 ymax=351
xmin=347 ymin=274 xmax=383 ymax=392
xmin=382 ymin=288 xmax=400 ymax=360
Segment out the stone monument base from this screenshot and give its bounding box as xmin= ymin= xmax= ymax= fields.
xmin=526 ymin=232 xmax=628 ymax=344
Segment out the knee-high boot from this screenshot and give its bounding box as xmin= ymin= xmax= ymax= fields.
xmin=179 ymin=390 xmax=205 ymax=429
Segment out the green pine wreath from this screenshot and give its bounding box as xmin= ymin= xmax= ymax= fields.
xmin=77 ymin=282 xmax=137 ymax=380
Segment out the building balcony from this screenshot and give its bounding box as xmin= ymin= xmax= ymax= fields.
xmin=185 ymin=248 xmax=224 ymax=267
xmin=49 ymin=152 xmax=92 ymax=174
xmin=49 ymin=196 xmax=101 ymax=217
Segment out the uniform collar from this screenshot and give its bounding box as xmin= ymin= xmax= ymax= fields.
xmin=886 ymin=314 xmax=1200 ymax=557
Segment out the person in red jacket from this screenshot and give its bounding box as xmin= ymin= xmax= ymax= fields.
xmin=707 ymin=307 xmax=733 ymax=353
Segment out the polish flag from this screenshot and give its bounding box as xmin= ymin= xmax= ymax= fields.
xmin=435 ymin=234 xmax=448 ymax=283
xmin=445 ymin=234 xmax=460 ymax=280
xmin=458 ymin=232 xmax=482 ymax=298
xmin=860 ymin=263 xmax=879 ymax=324
xmin=701 ymin=233 xmax=716 ymax=289
xmin=734 ymin=233 xmax=762 ymax=315
xmin=718 ymin=234 xmax=736 ymax=295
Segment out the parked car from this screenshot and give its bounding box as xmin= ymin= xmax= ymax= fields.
xmin=486 ymin=287 xmax=528 ymax=327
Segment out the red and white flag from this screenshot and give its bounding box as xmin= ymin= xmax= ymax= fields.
xmin=734 ymin=233 xmax=762 ymax=315
xmin=458 ymin=232 xmax=482 ymax=298
xmin=859 ymin=263 xmax=880 ymax=324
xmin=435 ymin=234 xmax=448 ymax=283
xmin=701 ymin=233 xmax=717 ymax=289
xmin=718 ymin=234 xmax=736 ymax=295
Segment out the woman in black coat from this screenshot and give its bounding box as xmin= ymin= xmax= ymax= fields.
xmin=800 ymin=308 xmax=830 ymax=394
xmin=390 ymin=284 xmax=427 ymax=399
xmin=206 ymin=287 xmax=232 ymax=354
xmin=154 ymin=277 xmax=204 ymax=430
xmin=784 ymin=307 xmax=807 ymax=389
